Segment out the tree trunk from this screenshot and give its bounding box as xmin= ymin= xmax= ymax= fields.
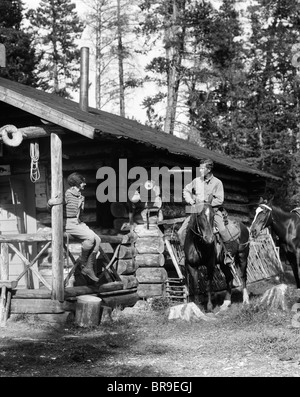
xmin=117 ymin=0 xmax=125 ymax=117
xmin=75 ymin=295 xmax=102 ymax=327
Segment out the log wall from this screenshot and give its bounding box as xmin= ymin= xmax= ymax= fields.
xmin=0 ymin=130 xmax=269 ymax=302
xmin=31 ymin=134 xmax=263 ymax=236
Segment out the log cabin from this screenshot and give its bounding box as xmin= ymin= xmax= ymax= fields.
xmin=0 ymin=49 xmax=282 ymax=321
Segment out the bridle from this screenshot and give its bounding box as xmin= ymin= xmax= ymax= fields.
xmin=189 ymin=208 xmax=214 ymax=242
xmin=257 ymin=203 xmax=273 ymax=230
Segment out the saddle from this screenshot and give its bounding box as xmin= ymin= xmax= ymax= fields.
xmin=218 ymin=208 xmax=240 ymax=242
xmin=215 ymin=208 xmax=240 ymax=255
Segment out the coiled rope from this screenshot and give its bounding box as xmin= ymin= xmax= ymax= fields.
xmin=30 ymin=142 xmax=40 ymax=183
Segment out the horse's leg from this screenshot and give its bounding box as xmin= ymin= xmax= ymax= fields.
xmin=237 ymin=247 xmax=249 ymax=305
xmin=219 ymin=259 xmax=233 ymax=309
xmin=187 ymin=264 xmax=201 ymax=305
xmin=286 ymin=251 xmax=300 ymax=289
xmin=205 ymin=262 xmax=214 ymax=312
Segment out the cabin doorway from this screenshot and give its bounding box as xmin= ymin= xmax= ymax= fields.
xmin=0 ymin=175 xmax=37 ymax=288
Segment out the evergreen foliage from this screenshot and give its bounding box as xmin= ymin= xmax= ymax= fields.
xmin=0 ymin=0 xmax=36 ymax=85
xmin=26 ymin=0 xmax=84 ymax=98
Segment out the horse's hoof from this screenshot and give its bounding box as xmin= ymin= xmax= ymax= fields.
xmin=219 ymin=300 xmax=231 ymax=312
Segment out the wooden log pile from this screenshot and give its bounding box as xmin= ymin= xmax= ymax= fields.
xmin=134 ymin=224 xmax=167 ymax=298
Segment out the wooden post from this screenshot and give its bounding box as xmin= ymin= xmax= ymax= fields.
xmin=51 ymin=133 xmax=64 ymax=301
xmin=0 ymin=243 xmax=10 ymax=326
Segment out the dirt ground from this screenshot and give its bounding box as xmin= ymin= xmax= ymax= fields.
xmin=1 ymin=272 xmax=300 ymax=380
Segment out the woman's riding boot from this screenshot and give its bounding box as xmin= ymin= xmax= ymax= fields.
xmin=76 ymin=248 xmax=90 ymax=269
xmin=81 ymin=252 xmax=99 ymax=282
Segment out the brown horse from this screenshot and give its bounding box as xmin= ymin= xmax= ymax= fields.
xmin=250 ymin=200 xmax=300 ymax=289
xmin=184 ymin=203 xmax=250 ymax=312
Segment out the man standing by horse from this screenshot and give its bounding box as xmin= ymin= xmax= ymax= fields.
xmin=178 ymin=158 xmax=236 ymax=265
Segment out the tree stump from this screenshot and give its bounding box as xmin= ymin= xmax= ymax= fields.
xmin=75 ymin=295 xmax=102 ymax=327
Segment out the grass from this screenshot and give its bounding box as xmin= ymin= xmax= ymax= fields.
xmin=3 ymin=281 xmax=300 ymax=376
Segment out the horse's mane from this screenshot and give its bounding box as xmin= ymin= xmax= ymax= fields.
xmin=188 ymin=202 xmax=213 ymax=228
xmin=271 ymin=204 xmax=295 ymax=217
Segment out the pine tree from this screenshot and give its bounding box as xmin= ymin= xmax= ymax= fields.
xmin=26 ymin=0 xmax=84 ymax=98
xmin=85 ymin=0 xmax=143 ymax=115
xmin=244 ymin=0 xmax=300 ymax=206
xmin=0 ymin=0 xmax=36 ymax=84
xmin=138 ymin=0 xmax=188 ymax=134
xmin=184 ymin=0 xmax=250 ymax=155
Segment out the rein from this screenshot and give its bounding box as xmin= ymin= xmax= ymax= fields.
xmin=189 ymin=213 xmax=204 ymax=239
xmin=260 ymin=204 xmax=273 ymax=229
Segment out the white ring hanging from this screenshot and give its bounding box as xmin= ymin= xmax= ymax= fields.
xmin=0 ymin=125 xmax=23 ymax=147
xmin=30 ymin=142 xmax=40 ymax=183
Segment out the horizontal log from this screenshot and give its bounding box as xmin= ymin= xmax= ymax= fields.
xmin=11 ymin=285 xmax=99 ymax=299
xmin=99 ymin=287 xmax=137 ymax=297
xmin=63 ymin=160 xmax=103 ymax=172
xmin=82 ymin=200 xmax=97 ymax=210
xmin=136 ymin=267 xmax=168 ymax=283
xmin=158 ymin=217 xmax=185 ymax=226
xmin=224 ymin=192 xmax=249 ymax=203
xmin=100 ymin=291 xmax=139 ymax=309
xmin=10 ymin=299 xmax=65 ymax=314
xmin=224 ymin=203 xmax=249 ymax=214
xmin=37 ymin=212 xmax=97 ymax=225
xmin=135 ymin=253 xmax=165 ymax=267
xmin=133 ymin=224 xmax=163 ymax=238
xmin=162 ymin=206 xmax=186 ymax=218
xmin=0 ymin=233 xmax=52 ymax=243
xmin=135 ymin=237 xmax=165 ymax=254
xmin=118 ymin=244 xmax=136 ymax=259
xmin=11 ymin=288 xmax=52 ymax=299
xmin=98 ymin=281 xmax=124 ymax=293
xmin=114 ymin=259 xmax=138 ymax=275
xmin=228 ymin=214 xmax=250 ymax=224
xmin=35 ymin=312 xmax=75 ymax=324
xmin=110 ymin=203 xmax=129 ymax=218
xmin=223 ymin=183 xmax=248 ymax=194
xmin=215 ymin=171 xmax=249 ymax=184
xmin=137 ymin=283 xmax=165 ymax=298
xmin=113 ymin=218 xmax=129 ymax=231
xmin=119 ymin=275 xmax=139 ymax=289
xmin=19 ymin=125 xmax=65 ymax=139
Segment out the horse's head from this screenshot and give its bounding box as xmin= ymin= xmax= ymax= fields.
xmin=189 ymin=202 xmax=215 ymax=244
xmin=250 ymin=201 xmax=272 ymax=238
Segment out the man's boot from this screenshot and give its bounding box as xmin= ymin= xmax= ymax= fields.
xmin=223 ymin=242 xmax=234 ymax=266
xmin=81 ymin=251 xmax=99 ymax=282
xmin=224 ymin=251 xmax=234 ymax=266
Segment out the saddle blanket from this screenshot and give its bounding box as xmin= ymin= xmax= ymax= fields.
xmin=219 ymin=218 xmax=240 ymax=243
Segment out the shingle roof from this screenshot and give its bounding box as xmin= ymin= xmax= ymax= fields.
xmin=0 ymin=77 xmax=280 ymax=180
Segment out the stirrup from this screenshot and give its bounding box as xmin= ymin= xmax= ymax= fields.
xmin=224 ymin=252 xmax=234 ymax=266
